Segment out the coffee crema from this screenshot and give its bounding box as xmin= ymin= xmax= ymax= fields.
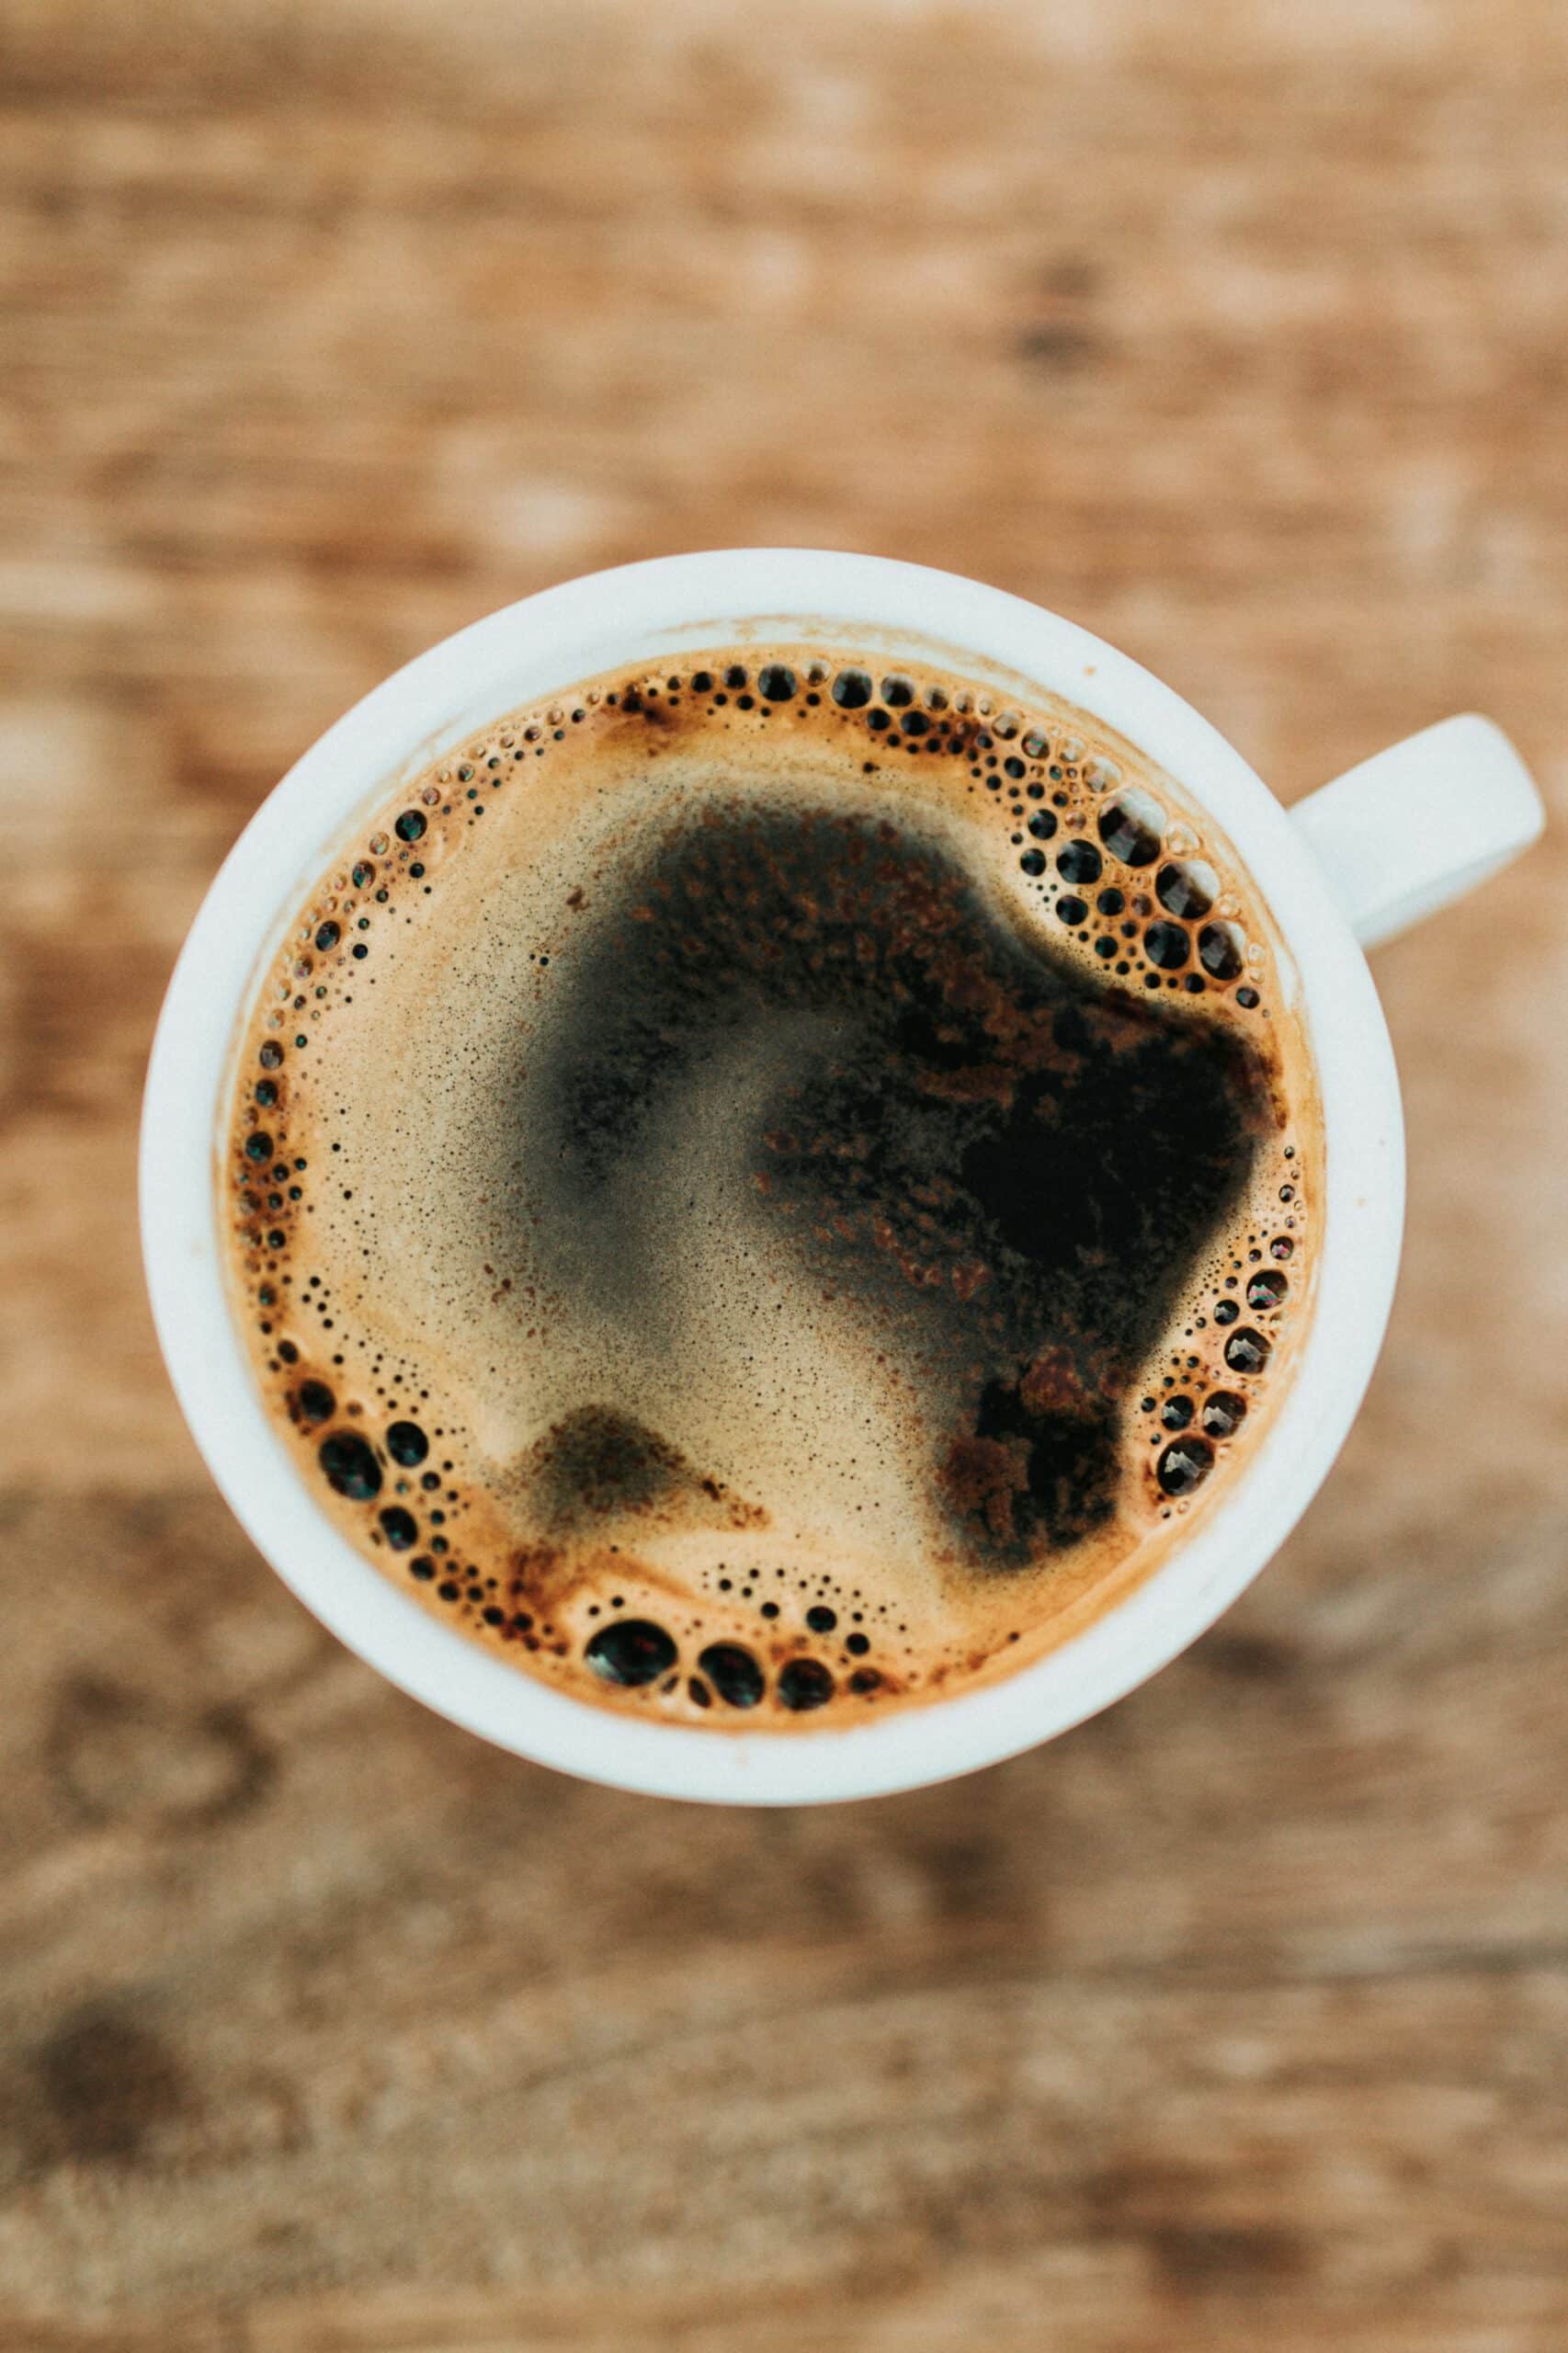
xmin=220 ymin=650 xmax=1319 ymax=1728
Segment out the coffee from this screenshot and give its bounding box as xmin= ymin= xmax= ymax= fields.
xmin=219 ymin=651 xmax=1317 ymax=1726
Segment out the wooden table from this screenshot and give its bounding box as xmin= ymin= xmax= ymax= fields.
xmin=3 ymin=1 xmax=1566 ymax=2343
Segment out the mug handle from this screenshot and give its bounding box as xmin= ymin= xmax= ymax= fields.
xmin=1289 ymin=714 xmax=1545 ymax=950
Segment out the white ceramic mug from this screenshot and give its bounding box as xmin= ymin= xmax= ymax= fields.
xmin=141 ymin=551 xmax=1543 ymax=1805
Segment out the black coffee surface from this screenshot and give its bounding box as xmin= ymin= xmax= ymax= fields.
xmin=219 ymin=650 xmax=1315 ymax=1726
xmin=529 ymin=802 xmax=1270 ymax=1565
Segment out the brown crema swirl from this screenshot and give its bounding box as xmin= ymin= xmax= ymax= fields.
xmin=220 ymin=650 xmax=1319 ymax=1728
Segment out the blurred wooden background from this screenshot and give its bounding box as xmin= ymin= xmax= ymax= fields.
xmin=3 ymin=0 xmax=1567 ymax=2345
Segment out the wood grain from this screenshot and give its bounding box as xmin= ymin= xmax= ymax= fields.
xmin=2 ymin=0 xmax=1566 ymax=2343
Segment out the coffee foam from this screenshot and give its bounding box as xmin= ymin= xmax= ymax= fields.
xmin=219 ymin=652 xmax=1319 ymax=1727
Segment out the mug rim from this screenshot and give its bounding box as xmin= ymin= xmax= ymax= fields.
xmin=140 ymin=549 xmax=1403 ymax=1804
